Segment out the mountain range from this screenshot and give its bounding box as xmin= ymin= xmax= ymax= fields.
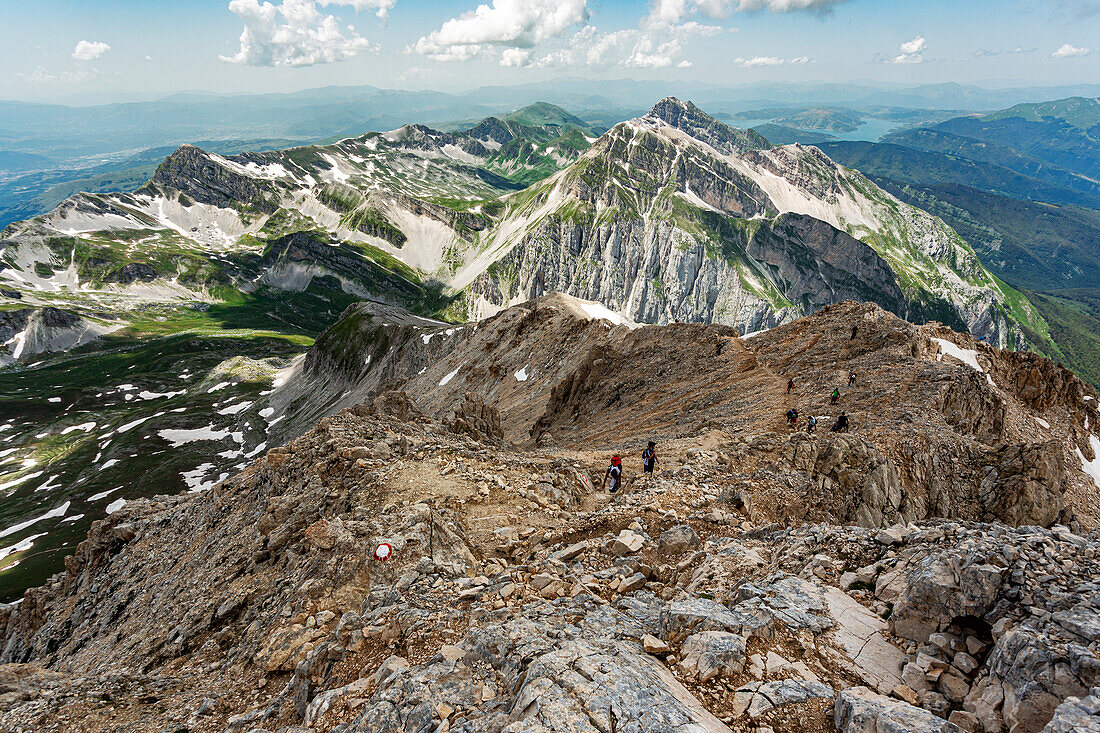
xmin=0 ymin=95 xmax=1089 ymax=603
xmin=811 ymin=96 xmax=1100 ymax=385
xmin=3 ymin=90 xmax=1100 ymax=733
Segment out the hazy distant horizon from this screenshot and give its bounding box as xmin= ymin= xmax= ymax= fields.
xmin=5 ymin=76 xmax=1100 ymax=111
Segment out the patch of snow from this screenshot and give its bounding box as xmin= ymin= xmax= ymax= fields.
xmin=157 ymin=425 xmax=231 ymax=446
xmin=34 ymin=475 xmax=62 ymax=493
xmin=181 ymin=463 xmax=217 ymax=492
xmin=116 ymin=416 xmax=150 ymax=433
xmin=440 ymin=367 xmax=460 ymax=387
xmin=217 ymin=401 xmax=253 ymax=416
xmin=515 ymin=365 xmax=529 ymax=382
xmin=207 ymin=381 xmax=231 ymax=393
xmin=47 ymin=397 xmax=61 ymax=403
xmin=321 ymin=154 xmax=351 ymax=183
xmin=576 ymin=299 xmax=639 ymax=328
xmin=100 ymin=459 xmax=120 ymax=470
xmin=932 ymin=338 xmax=984 ymax=373
xmin=61 ymin=514 xmax=84 ymax=523
xmin=259 ymin=407 xmax=275 ymax=418
xmin=441 ymin=143 xmax=483 ymax=165
xmin=87 ymin=487 xmax=120 ymax=502
xmin=138 ymin=389 xmax=186 ymax=400
xmin=1077 ymin=435 xmax=1100 ymax=491
xmin=105 ymin=498 xmax=126 ymax=514
xmin=244 ymin=442 xmax=267 ymax=459
xmin=271 ymin=356 xmax=303 ymax=388
xmin=0 ymin=533 xmax=46 ymax=563
xmin=677 ymin=184 xmax=723 ymax=214
xmin=0 ymin=501 xmax=70 ymax=540
xmin=61 ymin=422 xmax=96 ymax=434
xmin=0 ymin=471 xmax=44 ymax=493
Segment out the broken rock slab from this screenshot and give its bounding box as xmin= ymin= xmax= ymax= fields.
xmin=679 ymin=631 xmax=747 ymax=682
xmin=835 ymin=685 xmax=958 ymax=733
xmin=821 ymin=587 xmax=906 ymax=695
xmin=605 ymin=529 xmax=646 ymax=557
xmin=733 ymin=679 xmax=835 ymax=719
xmin=1039 ymin=688 xmax=1100 ymax=732
xmin=658 ymin=525 xmax=701 ymax=556
xmin=660 ymin=598 xmax=747 ymax=642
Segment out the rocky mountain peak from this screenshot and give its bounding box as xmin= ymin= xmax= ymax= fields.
xmin=641 ymin=96 xmax=771 ymax=156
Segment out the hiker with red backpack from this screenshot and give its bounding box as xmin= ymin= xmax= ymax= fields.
xmin=602 ymin=455 xmax=624 ymax=494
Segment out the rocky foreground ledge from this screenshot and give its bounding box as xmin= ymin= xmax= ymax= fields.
xmin=0 ymin=390 xmax=1098 ymax=733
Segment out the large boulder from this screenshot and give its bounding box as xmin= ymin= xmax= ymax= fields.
xmin=1040 ymin=689 xmax=1100 ymax=732
xmin=835 ymin=685 xmax=957 ymax=733
xmin=878 ymin=554 xmax=1003 ymax=642
xmin=679 ymin=631 xmax=747 ymax=682
xmin=443 ymin=393 xmax=503 ymax=443
xmin=658 ymin=525 xmax=700 ymax=556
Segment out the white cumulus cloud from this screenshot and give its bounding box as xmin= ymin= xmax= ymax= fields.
xmin=72 ymin=40 xmax=111 ymax=61
xmin=16 ymin=66 xmax=98 ymax=83
xmin=649 ymin=0 xmax=849 ymax=24
xmin=734 ymin=54 xmax=811 ymax=67
xmin=412 ymin=0 xmax=588 ymax=62
xmin=221 ymin=0 xmax=381 ymax=67
xmin=412 ymin=0 xmax=837 ymax=67
xmin=889 ymin=35 xmax=926 ymax=64
xmin=1051 ymin=43 xmax=1090 ymax=58
xmin=319 ymin=0 xmax=395 ymax=19
xmin=534 ymin=21 xmax=719 ymax=69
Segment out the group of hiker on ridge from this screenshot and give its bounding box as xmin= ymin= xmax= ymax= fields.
xmin=785 ymin=375 xmax=851 ymax=434
xmin=598 ymin=367 xmax=859 ymax=497
xmin=601 ymin=441 xmax=657 ymax=495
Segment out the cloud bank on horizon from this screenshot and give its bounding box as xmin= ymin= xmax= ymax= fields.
xmin=408 ymin=0 xmax=843 ymax=69
xmin=5 ymin=0 xmax=1098 ymax=98
xmin=207 ymin=0 xmax=1099 ymax=74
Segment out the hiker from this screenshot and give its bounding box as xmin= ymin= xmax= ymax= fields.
xmin=787 ymin=378 xmax=794 ymax=394
xmin=807 ymin=415 xmax=818 ymax=433
xmin=601 ymin=455 xmax=623 ymax=494
xmin=851 ymin=324 xmax=858 ymax=340
xmin=785 ymin=407 xmax=799 ymax=428
xmin=848 ymin=372 xmax=856 ymax=386
xmin=642 ymin=441 xmax=658 ymax=484
xmin=831 ymin=387 xmax=840 ymax=404
xmin=831 ymin=411 xmax=850 ymax=433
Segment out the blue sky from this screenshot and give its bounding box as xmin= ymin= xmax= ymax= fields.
xmin=1 ymin=0 xmax=1097 ymax=102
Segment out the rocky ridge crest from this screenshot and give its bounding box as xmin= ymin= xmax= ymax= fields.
xmin=1 ymin=296 xmax=1099 ymax=732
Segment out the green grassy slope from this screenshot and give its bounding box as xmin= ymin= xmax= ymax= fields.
xmin=504 ymin=102 xmax=589 ymax=129
xmin=1021 ymin=288 xmax=1100 ymax=389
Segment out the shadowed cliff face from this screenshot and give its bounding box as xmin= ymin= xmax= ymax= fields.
xmin=145 ymin=144 xmax=281 ymax=213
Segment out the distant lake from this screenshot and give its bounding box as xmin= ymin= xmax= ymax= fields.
xmin=730 ymin=117 xmax=901 ymax=142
